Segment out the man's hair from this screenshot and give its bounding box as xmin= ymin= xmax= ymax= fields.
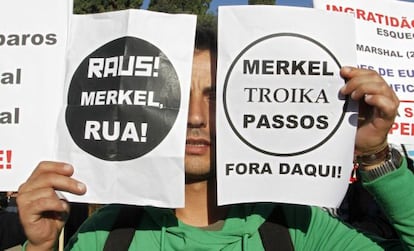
xmin=195 ymin=16 xmax=217 ymax=53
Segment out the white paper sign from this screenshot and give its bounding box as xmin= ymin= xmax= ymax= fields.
xmin=314 ymin=0 xmax=414 ymax=145
xmin=57 ymin=10 xmax=196 ymax=207
xmin=217 ymin=6 xmax=357 ymax=208
xmin=0 ymin=0 xmax=71 ymax=190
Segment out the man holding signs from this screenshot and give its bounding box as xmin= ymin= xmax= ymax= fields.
xmin=17 ymin=8 xmax=414 ymax=251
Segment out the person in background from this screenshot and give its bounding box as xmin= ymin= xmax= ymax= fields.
xmin=0 ymin=192 xmax=26 ymax=250
xmin=338 ymin=146 xmax=413 ymax=239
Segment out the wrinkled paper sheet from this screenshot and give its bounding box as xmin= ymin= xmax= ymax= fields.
xmin=0 ymin=0 xmax=72 ymax=191
xmin=57 ymin=10 xmax=196 ymax=207
xmin=216 ymin=6 xmax=357 ymax=208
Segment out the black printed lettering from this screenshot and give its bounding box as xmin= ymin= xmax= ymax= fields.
xmin=243 ymin=60 xmax=334 ymax=76
xmin=225 ymin=162 xmax=272 ymax=175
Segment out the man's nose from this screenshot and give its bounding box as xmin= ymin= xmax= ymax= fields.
xmin=187 ymin=95 xmax=207 ymax=128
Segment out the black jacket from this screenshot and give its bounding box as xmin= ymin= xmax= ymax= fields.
xmin=0 ymin=209 xmax=26 ymax=250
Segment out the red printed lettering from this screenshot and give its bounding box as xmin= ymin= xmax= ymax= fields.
xmin=0 ymin=150 xmax=12 ymax=169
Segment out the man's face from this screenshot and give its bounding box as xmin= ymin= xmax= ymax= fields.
xmin=184 ymin=49 xmax=216 ymax=182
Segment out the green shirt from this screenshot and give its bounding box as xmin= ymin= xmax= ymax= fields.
xmin=62 ymin=159 xmax=414 ymax=250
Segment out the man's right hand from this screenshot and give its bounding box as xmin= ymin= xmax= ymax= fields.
xmin=17 ymin=162 xmax=86 ymax=251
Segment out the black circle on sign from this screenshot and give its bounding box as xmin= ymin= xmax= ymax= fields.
xmin=223 ymin=33 xmax=348 ymax=157
xmin=66 ymin=36 xmax=180 ymax=161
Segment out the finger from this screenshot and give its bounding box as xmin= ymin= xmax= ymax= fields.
xmin=340 ymin=67 xmax=383 ymax=89
xmin=17 ymin=192 xmax=70 ymax=232
xmin=19 ymin=162 xmax=86 ymax=195
xmin=18 ymin=187 xmax=69 ymax=207
xmin=348 ymin=81 xmax=394 ymax=102
xmin=18 ymin=192 xmax=69 ymax=221
xmin=340 ymin=66 xmax=380 ymax=82
xmin=34 ymin=198 xmax=69 ymax=219
xmin=28 ymin=161 xmax=75 ymax=181
xmin=364 ymin=94 xmax=399 ymax=120
xmin=340 ymin=68 xmax=389 ymax=96
xmin=340 ymin=68 xmax=399 ymax=111
xmin=17 ymin=188 xmax=70 ymax=221
xmin=19 ymin=172 xmax=86 ymax=196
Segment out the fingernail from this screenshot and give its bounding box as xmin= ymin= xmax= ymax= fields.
xmin=77 ymin=182 xmax=86 ymax=192
xmin=63 ymin=164 xmax=72 ymax=171
xmin=61 ymin=201 xmax=68 ymax=210
xmin=341 ymin=66 xmax=352 ymax=73
xmin=351 ymin=91 xmax=357 ymax=99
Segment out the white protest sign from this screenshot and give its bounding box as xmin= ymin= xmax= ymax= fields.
xmin=217 ymin=6 xmax=357 ymax=208
xmin=314 ymin=0 xmax=414 ymax=145
xmin=57 ymin=10 xmax=196 ymax=207
xmin=0 ymin=0 xmax=71 ymax=190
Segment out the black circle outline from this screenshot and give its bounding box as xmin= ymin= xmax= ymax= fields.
xmin=223 ymin=33 xmax=348 ymax=157
xmin=65 ymin=36 xmax=180 ymax=161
